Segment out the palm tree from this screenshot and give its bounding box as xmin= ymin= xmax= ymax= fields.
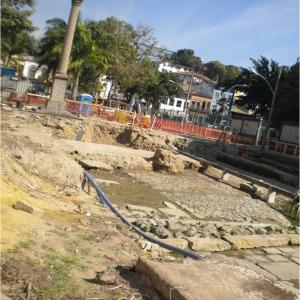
xmin=37 ymin=18 xmax=106 ymax=98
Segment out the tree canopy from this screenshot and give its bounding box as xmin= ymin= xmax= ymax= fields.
xmin=236 ymin=56 xmax=299 ymax=126
xmin=203 ymin=60 xmax=241 ymax=86
xmin=1 ymin=0 xmax=36 ymax=63
xmin=170 ymin=49 xmax=202 ymax=72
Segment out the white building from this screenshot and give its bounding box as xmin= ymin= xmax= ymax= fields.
xmin=158 ymin=62 xmax=192 ymax=74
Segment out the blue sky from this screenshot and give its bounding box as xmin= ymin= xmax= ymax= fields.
xmin=31 ymin=0 xmax=299 ymax=67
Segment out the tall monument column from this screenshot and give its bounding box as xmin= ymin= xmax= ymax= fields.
xmin=49 ymin=0 xmax=83 ymax=109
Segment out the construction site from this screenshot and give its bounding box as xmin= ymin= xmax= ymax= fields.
xmin=1 ymin=106 xmax=299 ymax=300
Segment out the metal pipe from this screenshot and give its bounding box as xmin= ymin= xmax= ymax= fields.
xmin=83 ymin=171 xmax=203 ymax=260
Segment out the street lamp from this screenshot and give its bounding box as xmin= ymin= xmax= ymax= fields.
xmin=249 ymin=67 xmax=282 ymax=151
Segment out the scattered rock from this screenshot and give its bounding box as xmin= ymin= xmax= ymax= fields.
xmin=255 ymin=228 xmax=267 ymax=235
xmin=13 ymin=200 xmax=43 ymax=216
xmin=183 ymin=226 xmax=197 ymax=237
xmin=152 ymin=149 xmax=185 ymax=174
xmin=96 ymin=272 xmax=116 ymax=285
xmin=264 ymin=225 xmax=275 ymax=233
xmin=151 ymin=225 xmax=170 ymax=239
xmin=135 ymin=219 xmax=151 ymax=232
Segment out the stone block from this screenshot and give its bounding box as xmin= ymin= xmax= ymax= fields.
xmin=221 ymin=171 xmax=230 ymax=181
xmin=257 ymin=262 xmax=299 ymax=280
xmin=159 ymin=207 xmax=189 ymax=219
xmin=240 ymin=183 xmax=256 ymax=194
xmin=223 ymin=235 xmax=290 ymax=249
xmin=13 ymin=200 xmax=43 ymax=216
xmin=288 ymin=234 xmax=299 ymax=245
xmin=159 ymin=238 xmax=189 ymax=249
xmin=187 ymin=237 xmax=231 ymax=252
xmin=266 ymin=189 xmax=276 ymax=204
xmin=78 ymin=159 xmax=113 ymax=171
xmin=162 ymin=201 xmax=177 ymax=209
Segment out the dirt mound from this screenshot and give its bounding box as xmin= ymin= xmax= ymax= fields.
xmin=152 ymin=149 xmax=185 ymax=174
xmin=39 ymin=115 xmax=190 ymax=152
xmin=2 ymin=133 xmax=83 ymax=191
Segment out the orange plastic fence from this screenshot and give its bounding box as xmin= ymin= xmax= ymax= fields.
xmin=65 ymin=100 xmax=260 ymax=145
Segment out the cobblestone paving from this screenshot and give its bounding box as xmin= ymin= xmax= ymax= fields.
xmin=131 ymin=170 xmax=291 ymax=226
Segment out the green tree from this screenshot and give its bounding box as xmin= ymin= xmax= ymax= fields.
xmin=170 ymin=48 xmax=202 ymax=72
xmin=272 ymin=60 xmax=299 ymax=126
xmin=203 ymin=60 xmax=226 ymax=82
xmin=37 ymin=18 xmax=105 ymax=97
xmin=236 ymin=56 xmax=299 ymax=126
xmin=1 ymin=0 xmax=36 ymax=64
xmin=221 ymin=65 xmax=241 ymax=87
xmin=144 ymin=72 xmax=183 ymax=113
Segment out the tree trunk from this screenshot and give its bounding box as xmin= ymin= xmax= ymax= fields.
xmin=71 ymin=74 xmax=79 ymax=100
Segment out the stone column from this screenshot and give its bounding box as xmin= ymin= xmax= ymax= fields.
xmin=49 ymin=0 xmax=83 ymax=110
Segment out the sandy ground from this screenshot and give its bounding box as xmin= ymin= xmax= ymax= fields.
xmin=1 ymin=110 xmax=298 ymax=299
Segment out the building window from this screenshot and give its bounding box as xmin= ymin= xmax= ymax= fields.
xmin=169 ymin=98 xmax=175 ymax=106
xmin=196 ymin=102 xmax=201 ymax=108
xmin=176 ymin=100 xmax=182 ymax=108
xmin=207 ymin=102 xmax=211 ymax=109
xmin=192 ymin=101 xmax=196 ymax=108
xmin=202 ymin=101 xmax=206 ymax=109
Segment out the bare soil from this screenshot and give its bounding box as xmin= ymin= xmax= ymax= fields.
xmin=1 ymin=110 xmax=297 ymax=299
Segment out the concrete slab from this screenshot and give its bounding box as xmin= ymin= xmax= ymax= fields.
xmin=224 ymin=235 xmax=290 ymax=249
xmin=136 ymin=257 xmax=295 ymax=300
xmin=262 ymin=247 xmax=283 ymax=255
xmin=215 ymin=256 xmax=278 ymax=281
xmin=246 ymin=255 xmax=271 ymax=263
xmin=159 ymin=207 xmax=190 ymax=219
xmin=267 ymin=255 xmax=290 ymax=262
xmin=258 ymin=262 xmax=299 ymax=281
xmin=187 ymin=237 xmax=231 ymax=252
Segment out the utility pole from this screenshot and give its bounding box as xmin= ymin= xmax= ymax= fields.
xmin=258 ymin=67 xmax=282 ymax=152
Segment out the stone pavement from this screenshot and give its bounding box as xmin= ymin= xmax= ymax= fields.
xmin=212 ymin=246 xmax=299 ymax=296
xmin=136 ymin=257 xmax=296 ymax=300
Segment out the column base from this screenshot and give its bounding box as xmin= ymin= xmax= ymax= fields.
xmin=46 ymin=99 xmax=66 ymax=112
xmin=50 ymin=73 xmax=68 ymax=102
